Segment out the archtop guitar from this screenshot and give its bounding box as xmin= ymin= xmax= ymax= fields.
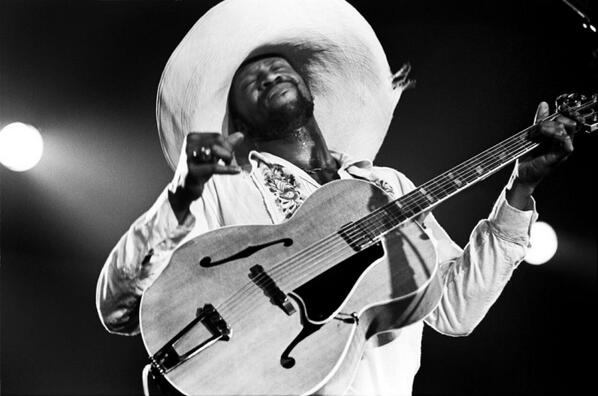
xmin=140 ymin=93 xmax=597 ymax=395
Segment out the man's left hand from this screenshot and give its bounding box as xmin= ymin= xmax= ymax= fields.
xmin=507 ymin=102 xmax=579 ymax=210
xmin=516 ymin=101 xmax=578 ymax=185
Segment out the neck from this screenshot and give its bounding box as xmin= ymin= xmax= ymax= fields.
xmin=252 ymin=117 xmax=337 ymax=172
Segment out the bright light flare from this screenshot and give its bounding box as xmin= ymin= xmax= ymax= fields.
xmin=525 ymin=221 xmax=558 ymax=265
xmin=0 ymin=122 xmax=44 ymax=172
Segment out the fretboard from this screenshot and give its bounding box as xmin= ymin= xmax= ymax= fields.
xmin=347 ymin=120 xmax=548 ymax=248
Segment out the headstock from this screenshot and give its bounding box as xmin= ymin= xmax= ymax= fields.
xmin=556 ymin=93 xmax=598 ymax=134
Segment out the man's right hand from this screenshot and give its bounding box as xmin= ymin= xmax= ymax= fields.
xmin=184 ymin=132 xmax=245 ymax=198
xmin=169 ymin=131 xmax=244 ymax=223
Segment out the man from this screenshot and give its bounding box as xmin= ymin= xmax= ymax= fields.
xmin=96 ymin=0 xmax=578 ymax=395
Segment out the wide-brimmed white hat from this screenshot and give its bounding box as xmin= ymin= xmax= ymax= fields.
xmin=157 ymin=0 xmax=407 ymax=170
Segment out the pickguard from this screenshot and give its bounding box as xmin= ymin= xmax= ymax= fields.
xmin=292 ymin=242 xmax=384 ymax=323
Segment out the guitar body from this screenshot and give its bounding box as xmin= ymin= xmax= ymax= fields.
xmin=140 ymin=179 xmax=443 ymax=395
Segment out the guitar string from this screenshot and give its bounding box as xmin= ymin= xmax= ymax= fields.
xmin=216 ymin=105 xmax=590 ymax=321
xmin=356 ymin=99 xmax=592 ymax=234
xmin=216 ymin=126 xmax=546 ymax=321
xmin=217 ymin=132 xmax=542 ymax=323
xmin=179 ymin=105 xmax=591 ymax=348
xmin=222 ymin=141 xmax=538 ymax=310
xmin=200 ymin=99 xmax=585 ymax=317
xmin=215 ymin=141 xmax=540 ymax=336
xmin=215 ymin=132 xmax=541 ymax=322
xmin=240 ymin=123 xmax=540 ymax=282
xmin=162 ymin=103 xmax=591 ymax=359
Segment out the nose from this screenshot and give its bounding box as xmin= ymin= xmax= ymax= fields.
xmin=259 ymin=71 xmax=283 ymax=91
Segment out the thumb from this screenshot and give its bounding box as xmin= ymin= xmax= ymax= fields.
xmin=227 ymin=131 xmax=245 ymax=149
xmin=534 ymin=101 xmax=550 ymax=124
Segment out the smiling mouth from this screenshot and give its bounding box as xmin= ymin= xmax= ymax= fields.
xmin=266 ymin=81 xmax=295 ymax=100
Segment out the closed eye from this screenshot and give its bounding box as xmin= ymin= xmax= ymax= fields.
xmin=242 ymin=78 xmax=256 ymax=90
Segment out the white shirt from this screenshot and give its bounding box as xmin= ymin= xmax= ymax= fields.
xmin=96 ymin=150 xmax=537 ymax=396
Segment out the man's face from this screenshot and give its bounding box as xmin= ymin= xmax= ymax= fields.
xmin=229 ymin=55 xmax=314 ymax=139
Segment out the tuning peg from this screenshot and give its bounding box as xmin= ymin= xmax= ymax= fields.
xmin=555 ymin=93 xmax=597 ymax=134
xmin=555 ymin=93 xmax=587 ymax=111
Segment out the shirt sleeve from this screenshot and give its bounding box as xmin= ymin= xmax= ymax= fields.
xmin=389 ymin=170 xmax=538 ymax=336
xmin=95 ymin=177 xmax=222 ymax=336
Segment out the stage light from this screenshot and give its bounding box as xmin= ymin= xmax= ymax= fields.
xmin=525 ymin=221 xmax=558 ymax=265
xmin=0 ymin=122 xmax=44 ymax=172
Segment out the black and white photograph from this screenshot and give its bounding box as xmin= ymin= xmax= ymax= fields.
xmin=1 ymin=1 xmax=596 ymax=395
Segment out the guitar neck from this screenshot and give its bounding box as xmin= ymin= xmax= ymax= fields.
xmin=350 ymin=118 xmax=555 ymax=245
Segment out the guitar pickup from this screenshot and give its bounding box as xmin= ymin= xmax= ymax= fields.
xmin=249 ymin=265 xmax=296 ymax=316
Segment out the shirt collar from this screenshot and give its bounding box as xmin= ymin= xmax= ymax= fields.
xmin=246 ymin=150 xmax=373 ymax=173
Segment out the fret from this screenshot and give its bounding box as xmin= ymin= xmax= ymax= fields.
xmin=381 ymin=203 xmax=407 ymax=226
xmin=437 ymin=177 xmax=459 ymax=195
xmin=448 ymin=171 xmax=464 ymax=187
xmin=378 ymin=206 xmax=401 ymax=230
xmin=425 ymin=176 xmax=454 ymax=198
xmin=339 ymin=98 xmax=596 ymax=246
xmin=418 ymin=187 xmax=436 ymax=204
xmin=403 ymin=191 xmax=426 ymax=214
xmin=353 ymin=125 xmax=540 ymax=242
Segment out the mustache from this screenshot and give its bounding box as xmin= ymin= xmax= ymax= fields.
xmin=259 ymin=77 xmax=300 ymax=103
xmin=266 ymin=75 xmax=298 ymax=89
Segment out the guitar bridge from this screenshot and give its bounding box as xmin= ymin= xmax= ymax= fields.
xmin=150 ymin=304 xmax=231 ymax=374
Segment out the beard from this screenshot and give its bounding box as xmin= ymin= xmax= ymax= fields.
xmin=245 ymin=86 xmax=315 ymax=141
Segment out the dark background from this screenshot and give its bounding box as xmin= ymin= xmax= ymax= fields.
xmin=1 ymin=0 xmax=596 ymax=395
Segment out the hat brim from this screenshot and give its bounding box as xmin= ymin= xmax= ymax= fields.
xmin=157 ymin=0 xmax=403 ymax=170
